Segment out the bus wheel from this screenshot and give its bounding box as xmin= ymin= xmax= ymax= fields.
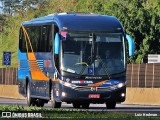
xmin=36 ymin=99 xmax=44 ymax=107
xmin=72 ymin=103 xmax=80 ymax=108
xmin=82 ymin=103 xmax=90 ymax=109
xmin=51 ymin=100 xmax=61 ymax=108
xmin=106 ymin=102 xmax=116 ymax=109
xmin=27 ymin=83 xmax=34 ymax=106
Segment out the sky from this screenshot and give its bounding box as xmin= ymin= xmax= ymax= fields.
xmin=0 ymin=1 xmax=2 ymax=14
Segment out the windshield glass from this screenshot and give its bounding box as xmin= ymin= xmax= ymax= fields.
xmin=61 ymin=32 xmax=125 ymax=76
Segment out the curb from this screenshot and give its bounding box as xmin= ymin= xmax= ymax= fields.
xmin=0 ymin=85 xmax=25 ymax=99
xmin=124 ymin=88 xmax=160 ymax=105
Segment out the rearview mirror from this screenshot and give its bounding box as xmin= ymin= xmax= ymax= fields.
xmin=54 ymin=33 xmax=60 ymax=54
xmin=126 ymin=34 xmax=135 ymax=56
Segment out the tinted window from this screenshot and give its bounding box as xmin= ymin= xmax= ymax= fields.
xmin=19 ymin=25 xmax=52 ymax=52
xmin=19 ymin=27 xmax=26 ymax=52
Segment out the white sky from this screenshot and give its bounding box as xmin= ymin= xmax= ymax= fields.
xmin=0 ymin=1 xmax=2 ymax=14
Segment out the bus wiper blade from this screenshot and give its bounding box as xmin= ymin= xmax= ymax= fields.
xmin=79 ymin=56 xmax=92 ymax=76
xmin=98 ymin=56 xmax=111 ymax=79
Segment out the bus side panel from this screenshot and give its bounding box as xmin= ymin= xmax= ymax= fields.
xmin=18 ymin=49 xmax=31 ymax=96
xmin=27 ymin=52 xmax=54 ymax=99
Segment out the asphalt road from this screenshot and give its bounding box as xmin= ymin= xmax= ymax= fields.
xmin=0 ymin=98 xmax=160 ymax=116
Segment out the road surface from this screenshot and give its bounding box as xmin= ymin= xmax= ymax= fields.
xmin=0 ymin=98 xmax=160 ymax=115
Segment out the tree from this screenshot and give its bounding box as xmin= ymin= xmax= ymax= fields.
xmin=0 ymin=0 xmax=47 ymax=16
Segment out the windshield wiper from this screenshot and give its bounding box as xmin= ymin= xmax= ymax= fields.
xmin=97 ymin=56 xmax=111 ymax=79
xmin=78 ymin=55 xmax=111 ymax=79
xmin=79 ymin=56 xmax=92 ymax=76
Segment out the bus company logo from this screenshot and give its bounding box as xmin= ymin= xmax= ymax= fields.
xmin=1 ymin=112 xmax=42 ymax=118
xmin=2 ymin=112 xmax=11 ymax=118
xmin=71 ymin=80 xmax=93 ymax=84
xmin=91 ymin=87 xmax=97 ymax=91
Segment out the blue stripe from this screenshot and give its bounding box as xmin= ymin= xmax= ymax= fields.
xmin=20 ymin=60 xmax=29 ymax=70
xmin=37 ymin=60 xmax=44 ymax=71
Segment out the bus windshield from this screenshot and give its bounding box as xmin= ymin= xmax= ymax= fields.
xmin=61 ymin=32 xmax=125 ymax=76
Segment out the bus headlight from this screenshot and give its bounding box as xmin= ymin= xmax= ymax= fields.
xmin=117 ymin=82 xmax=125 ymax=88
xmin=64 ymin=82 xmax=72 ymax=87
xmin=62 ymin=92 xmax=66 ymax=97
xmin=60 ymin=80 xmax=76 ymax=89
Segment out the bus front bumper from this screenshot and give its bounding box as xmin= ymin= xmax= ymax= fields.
xmin=55 ymin=85 xmax=126 ymax=103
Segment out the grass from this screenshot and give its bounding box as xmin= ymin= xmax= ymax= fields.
xmin=0 ymin=105 xmax=159 ymax=120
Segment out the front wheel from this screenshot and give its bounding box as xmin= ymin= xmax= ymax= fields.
xmin=106 ymin=102 xmax=116 ymax=109
xmin=72 ymin=103 xmax=81 ymax=108
xmin=82 ymin=103 xmax=90 ymax=109
xmin=51 ymin=100 xmax=62 ymax=108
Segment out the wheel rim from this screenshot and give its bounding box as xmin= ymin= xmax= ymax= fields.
xmin=27 ymin=84 xmax=31 ymax=105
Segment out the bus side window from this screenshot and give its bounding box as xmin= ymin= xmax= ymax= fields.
xmin=19 ymin=27 xmax=27 ymax=52
xmin=25 ymin=27 xmax=35 ymax=52
xmin=40 ymin=25 xmax=52 ymax=52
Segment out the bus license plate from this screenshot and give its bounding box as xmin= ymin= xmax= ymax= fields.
xmin=88 ymin=94 xmax=100 ymax=98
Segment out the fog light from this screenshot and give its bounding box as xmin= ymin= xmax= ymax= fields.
xmin=62 ymin=92 xmax=66 ymax=97
xmin=121 ymin=93 xmax=125 ymax=97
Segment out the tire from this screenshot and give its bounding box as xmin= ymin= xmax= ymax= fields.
xmin=106 ymin=102 xmax=116 ymax=109
xmin=27 ymin=83 xmax=34 ymax=106
xmin=51 ymin=99 xmax=62 ymax=108
xmin=72 ymin=103 xmax=81 ymax=108
xmin=82 ymin=103 xmax=90 ymax=109
xmin=36 ymin=99 xmax=44 ymax=107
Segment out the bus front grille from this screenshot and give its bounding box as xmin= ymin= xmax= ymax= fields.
xmin=74 ymin=86 xmax=117 ymax=91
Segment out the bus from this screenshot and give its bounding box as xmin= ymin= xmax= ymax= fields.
xmin=18 ymin=13 xmax=134 ymax=109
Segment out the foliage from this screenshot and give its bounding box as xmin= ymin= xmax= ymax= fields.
xmin=0 ymin=0 xmax=160 ymax=67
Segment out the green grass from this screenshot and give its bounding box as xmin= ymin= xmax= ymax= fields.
xmin=0 ymin=105 xmax=159 ymax=120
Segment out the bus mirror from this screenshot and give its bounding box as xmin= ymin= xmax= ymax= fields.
xmin=126 ymin=34 xmax=135 ymax=56
xmin=54 ymin=33 xmax=60 ymax=54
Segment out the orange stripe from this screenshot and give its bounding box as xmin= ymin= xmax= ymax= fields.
xmin=21 ymin=25 xmax=33 ymax=52
xmin=28 ymin=53 xmax=36 ymax=60
xmin=27 ymin=53 xmax=49 ymax=81
xmin=31 ymin=71 xmax=49 ymax=81
xmin=89 ymin=80 xmax=108 ymax=87
xmin=21 ymin=26 xmax=49 ymax=81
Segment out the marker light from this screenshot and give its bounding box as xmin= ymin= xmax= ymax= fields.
xmin=56 ymin=91 xmax=59 ymax=96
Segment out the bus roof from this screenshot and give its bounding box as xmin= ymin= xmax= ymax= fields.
xmin=22 ymin=13 xmax=124 ymax=33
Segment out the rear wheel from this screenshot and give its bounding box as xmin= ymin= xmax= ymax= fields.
xmin=106 ymin=102 xmax=116 ymax=109
xmin=27 ymin=83 xmax=35 ymax=106
xmin=72 ymin=103 xmax=81 ymax=108
xmin=36 ymin=99 xmax=45 ymax=107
